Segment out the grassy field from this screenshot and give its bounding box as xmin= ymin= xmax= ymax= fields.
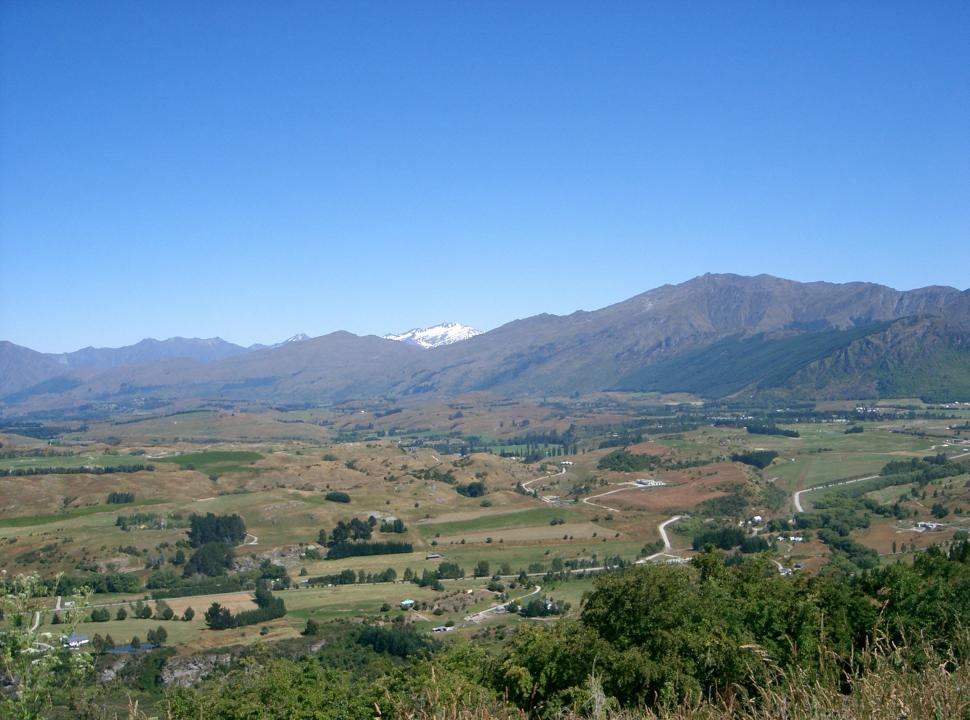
xmin=157 ymin=450 xmax=264 ymax=474
xmin=3 ymin=399 xmax=968 ymax=658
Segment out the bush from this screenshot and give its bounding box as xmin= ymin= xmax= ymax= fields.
xmin=455 ymin=481 xmax=486 ymax=498
xmin=325 ymin=491 xmax=351 ymax=503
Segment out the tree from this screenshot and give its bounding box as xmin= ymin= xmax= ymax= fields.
xmin=474 ymin=560 xmax=490 ymax=578
xmin=0 ymin=573 xmax=92 ymax=720
xmin=204 ymin=603 xmax=232 ymax=630
xmin=115 ymin=607 xmax=127 ymax=621
xmin=182 ymin=607 xmax=195 ymax=622
xmin=184 ymin=541 xmax=234 ymax=577
xmin=302 ymin=618 xmax=321 ymax=636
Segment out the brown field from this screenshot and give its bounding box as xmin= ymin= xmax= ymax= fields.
xmin=625 ymin=441 xmax=673 ymax=457
xmin=604 ymin=463 xmax=748 ymax=512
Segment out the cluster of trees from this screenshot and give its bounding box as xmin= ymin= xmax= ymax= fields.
xmin=187 ymin=513 xmax=247 ymax=547
xmin=455 ymin=481 xmax=486 ymax=497
xmin=325 ymin=491 xmax=351 ymax=503
xmin=598 ymin=450 xmax=662 ymax=472
xmin=308 ymin=567 xmax=397 ymax=586
xmin=183 ymin=541 xmax=234 ymax=577
xmin=596 ymin=449 xmax=708 ymax=473
xmin=408 ymin=561 xmax=464 ymax=590
xmin=204 ymin=586 xmax=285 ymax=629
xmin=116 ymin=512 xmax=163 ymax=531
xmin=0 ymin=463 xmax=153 ymax=477
xmin=691 ymin=526 xmax=769 ymax=553
xmin=745 ymin=423 xmax=800 ymax=438
xmin=106 ymin=492 xmax=135 ymax=504
xmin=880 ymin=454 xmax=966 ymax=486
xmin=181 ymin=513 xmax=247 ymax=578
xmin=46 ymin=571 xmax=140 ymax=595
xmin=845 ymin=425 xmax=864 ymax=434
xmin=357 ymin=624 xmax=438 ymax=659
xmin=380 ymin=518 xmax=406 ymax=533
xmin=320 ymin=517 xmax=375 ymax=545
xmin=513 ymin=596 xmax=566 ymax=618
xmin=731 ymin=449 xmax=778 ymax=469
xmin=411 ymin=467 xmax=457 ymax=483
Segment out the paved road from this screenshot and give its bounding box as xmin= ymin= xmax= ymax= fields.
xmin=793 ymin=475 xmax=878 ymax=513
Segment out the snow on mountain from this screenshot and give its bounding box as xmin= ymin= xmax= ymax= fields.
xmin=384 ymin=322 xmax=482 ymax=349
xmin=249 ymin=333 xmax=310 ymax=351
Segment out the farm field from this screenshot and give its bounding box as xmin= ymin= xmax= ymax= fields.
xmin=2 ymin=395 xmax=968 ymax=666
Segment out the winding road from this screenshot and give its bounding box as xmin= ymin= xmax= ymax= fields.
xmin=582 ymin=480 xmax=667 ymax=513
xmin=520 ymin=467 xmax=566 ymax=492
xmin=637 ymin=515 xmax=684 ymax=563
xmin=243 ymin=533 xmax=258 ymax=546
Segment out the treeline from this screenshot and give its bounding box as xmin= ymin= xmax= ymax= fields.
xmin=326 ymin=541 xmax=413 ymax=560
xmin=0 ymin=463 xmax=153 ymax=477
xmin=746 ymin=423 xmax=800 ymax=437
xmin=106 ymin=492 xmax=135 ymax=504
xmin=307 ymin=567 xmax=397 ymax=586
xmin=204 ymin=586 xmax=285 ymax=629
xmin=42 ymin=571 xmax=140 ymax=595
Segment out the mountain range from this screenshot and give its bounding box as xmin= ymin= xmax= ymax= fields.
xmin=2 ymin=274 xmax=969 ymax=415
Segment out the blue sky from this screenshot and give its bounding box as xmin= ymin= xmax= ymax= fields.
xmin=2 ymin=2 xmax=968 ymax=353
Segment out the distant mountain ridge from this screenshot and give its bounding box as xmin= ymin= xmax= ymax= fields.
xmin=384 ymin=322 xmax=482 ymax=348
xmin=2 ymin=274 xmax=968 ymax=413
xmin=50 ymin=336 xmax=249 ymax=370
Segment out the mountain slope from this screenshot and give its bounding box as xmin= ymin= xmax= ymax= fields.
xmin=51 ymin=337 xmax=249 ymax=370
xmin=402 ymin=274 xmax=963 ymax=397
xmin=2 ymin=275 xmax=968 ymax=413
xmin=0 ymin=342 xmax=70 ymax=397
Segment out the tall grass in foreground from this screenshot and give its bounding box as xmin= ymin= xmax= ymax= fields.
xmin=120 ymin=637 xmax=969 ymax=720
xmin=375 ymin=639 xmax=969 ymax=720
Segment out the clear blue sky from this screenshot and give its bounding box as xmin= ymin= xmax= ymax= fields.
xmin=2 ymin=2 xmax=968 ymax=353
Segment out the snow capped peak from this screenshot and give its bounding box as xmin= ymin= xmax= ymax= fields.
xmin=384 ymin=322 xmax=482 ymax=349
xmin=284 ymin=333 xmax=310 ymax=344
